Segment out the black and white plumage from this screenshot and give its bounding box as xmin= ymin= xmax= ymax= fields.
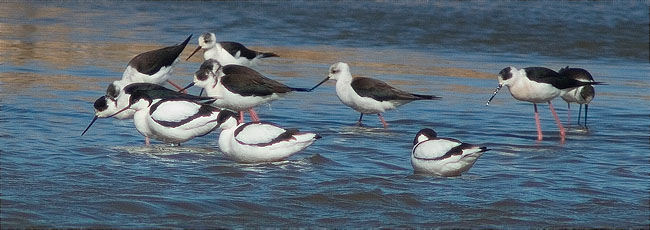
xmin=310 ymin=62 xmax=440 ymax=128
xmin=185 ymin=32 xmax=278 ymax=66
xmin=82 ymin=83 xmax=214 ymax=136
xmin=486 ymin=66 xmax=601 ymax=105
xmin=215 ymin=111 xmax=321 ymax=163
xmin=92 ymin=34 xmax=193 ymax=130
xmin=112 ymin=34 xmax=192 ymax=95
xmin=559 ymin=66 xmax=596 ymax=127
xmin=486 ymin=66 xmax=603 ymax=141
xmin=411 ymin=128 xmax=488 ymax=177
xmin=182 ymin=59 xmax=309 ymax=123
xmin=80 ymin=96 xmax=132 ymax=136
xmin=113 ymin=89 xmax=221 ymax=146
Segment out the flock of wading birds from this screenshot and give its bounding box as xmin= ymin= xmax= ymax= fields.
xmin=81 ymin=34 xmax=602 ymax=177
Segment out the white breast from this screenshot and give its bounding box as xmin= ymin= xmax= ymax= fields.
xmin=508 ymin=77 xmax=561 ymax=103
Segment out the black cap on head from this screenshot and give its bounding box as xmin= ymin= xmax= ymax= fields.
xmin=202 ymin=32 xmax=213 ymax=43
xmin=413 ymin=128 xmax=437 ymax=146
xmin=196 ymin=68 xmax=212 ymax=81
xmin=196 ymin=59 xmax=220 ymax=81
xmin=93 ymin=96 xmax=109 ymax=111
xmin=216 ymin=110 xmax=239 ymax=125
xmin=499 ymin=67 xmax=513 ymax=81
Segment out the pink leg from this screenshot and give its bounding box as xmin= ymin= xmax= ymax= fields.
xmin=534 ymin=104 xmax=543 ymax=141
xmin=377 ymin=113 xmax=388 ymax=128
xmin=548 ymin=101 xmax=566 ymax=141
xmin=167 ymin=80 xmax=187 ymax=94
xmin=238 ymin=111 xmax=245 ymax=124
xmin=248 ymin=109 xmax=260 ymax=122
xmin=566 ymin=102 xmax=571 ymax=125
xmin=145 ymin=136 xmax=151 ymax=147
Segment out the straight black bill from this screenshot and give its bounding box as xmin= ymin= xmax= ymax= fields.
xmin=81 ymin=116 xmax=99 ymax=136
xmin=486 ymin=84 xmax=502 ymax=106
xmin=186 ymin=46 xmax=202 ymax=61
xmin=309 ymin=77 xmax=330 ymax=92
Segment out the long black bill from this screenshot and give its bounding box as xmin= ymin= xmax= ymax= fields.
xmin=186 ymin=46 xmax=202 ymax=61
xmin=486 ymin=84 xmax=502 ymax=106
xmin=81 ymin=116 xmax=99 ymax=136
xmin=309 ymin=77 xmax=330 ymax=92
xmin=180 ymin=82 xmax=195 ymax=92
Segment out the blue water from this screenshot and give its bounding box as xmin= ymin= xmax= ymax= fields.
xmin=1 ymin=1 xmax=649 ymax=228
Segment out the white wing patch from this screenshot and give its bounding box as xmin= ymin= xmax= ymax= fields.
xmin=150 ymin=101 xmax=200 ymax=123
xmin=235 ymin=123 xmax=287 ymax=145
xmin=122 ymin=65 xmax=173 ymax=84
xmin=413 ymin=139 xmax=461 ymax=160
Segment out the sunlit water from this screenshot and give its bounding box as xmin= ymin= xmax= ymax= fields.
xmin=1 ymin=2 xmax=648 ymax=228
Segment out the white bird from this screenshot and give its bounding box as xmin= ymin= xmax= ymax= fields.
xmin=214 ymin=111 xmax=321 ymax=163
xmin=559 ymin=66 xmax=596 ymax=128
xmin=486 ymin=66 xmax=602 ymax=141
xmin=310 ymin=62 xmax=440 ymax=128
xmin=411 ymin=128 xmax=488 ymax=177
xmin=182 ymin=59 xmax=310 ymax=123
xmin=109 ymin=89 xmax=221 ymax=146
xmin=185 ymin=32 xmax=278 ymax=66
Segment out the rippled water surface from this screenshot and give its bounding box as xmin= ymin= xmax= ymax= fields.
xmin=1 ymin=1 xmax=649 ymax=228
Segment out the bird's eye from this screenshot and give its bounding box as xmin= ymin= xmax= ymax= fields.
xmin=332 ymin=69 xmax=339 ymax=74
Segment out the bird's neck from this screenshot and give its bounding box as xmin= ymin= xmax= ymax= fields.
xmin=218 ymin=126 xmax=236 ymax=153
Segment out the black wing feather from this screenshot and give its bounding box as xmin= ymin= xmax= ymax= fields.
xmin=524 ymin=67 xmax=604 ymax=89
xmin=221 ymin=74 xmax=293 ymax=97
xmin=220 ymin=41 xmax=259 ymax=59
xmin=124 ymin=83 xmax=214 ymax=101
xmin=220 ymin=41 xmax=278 ymax=59
xmin=351 ymin=77 xmax=439 ymax=101
xmin=222 ymin=64 xmax=265 ymax=76
xmin=128 ymin=34 xmax=192 ymax=75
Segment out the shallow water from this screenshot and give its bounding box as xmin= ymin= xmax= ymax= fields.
xmin=1 ymin=1 xmax=649 ymax=228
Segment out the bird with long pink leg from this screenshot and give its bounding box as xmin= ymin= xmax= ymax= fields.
xmin=486 ymin=66 xmax=603 ymax=141
xmin=181 ymin=59 xmax=310 ymax=123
